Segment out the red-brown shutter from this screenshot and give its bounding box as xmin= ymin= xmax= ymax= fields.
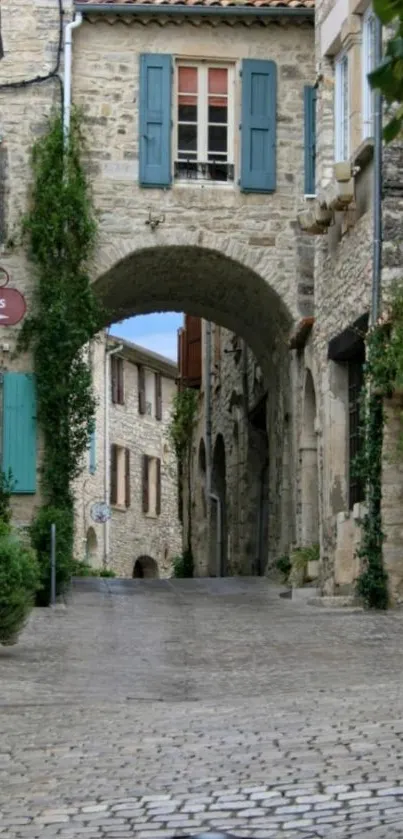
xmin=156 ymin=457 xmax=161 ymax=516
xmin=185 ymin=315 xmax=202 ymax=388
xmin=111 ymin=356 xmax=118 ymax=404
xmin=138 ymin=365 xmax=146 ymax=415
xmin=110 ymin=444 xmax=118 ymax=505
xmin=117 ymin=358 xmax=125 ymax=405
xmin=177 ymin=328 xmax=183 ymax=377
xmin=155 ymin=373 xmax=162 ymax=420
xmin=142 ymin=454 xmax=149 ymax=513
xmin=125 ymin=448 xmax=131 ymax=508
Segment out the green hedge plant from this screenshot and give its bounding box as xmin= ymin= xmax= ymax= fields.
xmin=0 ymin=527 xmax=40 ymax=646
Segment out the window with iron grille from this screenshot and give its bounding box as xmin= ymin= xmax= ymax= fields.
xmin=175 ymin=62 xmax=235 ymax=183
xmin=348 ymin=358 xmax=365 ymax=509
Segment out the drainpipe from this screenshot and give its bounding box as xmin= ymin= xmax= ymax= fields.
xmin=210 ymin=492 xmax=222 ymax=578
xmin=104 ymin=338 xmax=123 ymax=567
xmin=371 ymin=15 xmax=383 ymax=328
xmin=63 ymin=12 xmax=83 ymax=143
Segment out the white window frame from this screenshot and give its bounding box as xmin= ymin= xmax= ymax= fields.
xmin=362 ymin=6 xmax=376 ymax=139
xmin=335 ymin=52 xmax=349 ymax=162
xmin=174 ymin=60 xmax=235 ymax=183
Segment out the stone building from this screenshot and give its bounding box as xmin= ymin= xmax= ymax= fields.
xmin=2 ymin=0 xmax=403 ymax=598
xmin=74 ymin=332 xmax=181 ymax=578
xmin=0 ymin=0 xmax=316 ymax=572
xmin=179 ymin=315 xmax=270 ymax=577
xmin=293 ymin=0 xmax=403 ymax=602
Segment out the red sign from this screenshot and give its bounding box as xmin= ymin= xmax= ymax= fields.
xmin=0 ymin=287 xmax=26 ymax=326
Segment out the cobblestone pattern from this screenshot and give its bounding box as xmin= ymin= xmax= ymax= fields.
xmin=1 ymin=579 xmax=403 ymax=838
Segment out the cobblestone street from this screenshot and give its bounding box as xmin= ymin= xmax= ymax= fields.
xmin=1 ymin=578 xmax=403 ymax=838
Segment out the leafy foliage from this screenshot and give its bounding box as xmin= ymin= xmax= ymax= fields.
xmin=288 ymin=544 xmax=320 ymax=587
xmin=168 ymin=388 xmax=198 ymax=564
xmin=30 ymin=506 xmax=74 ymax=606
xmin=370 ymin=0 xmax=403 ymax=140
xmin=19 ymin=110 xmax=103 ymax=511
xmin=168 ymin=389 xmax=198 ymax=464
xmin=171 ymin=549 xmax=194 ymax=578
xmin=0 ymin=477 xmax=40 ymax=645
xmin=275 ymin=554 xmax=291 ymax=582
xmin=70 ymin=559 xmax=116 ymax=578
xmin=355 ymin=392 xmax=388 ymax=608
xmin=0 ymin=470 xmax=14 ymax=525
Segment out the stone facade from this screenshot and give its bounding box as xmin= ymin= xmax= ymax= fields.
xmin=74 ymin=333 xmax=181 ymax=578
xmin=294 ymin=0 xmax=403 ymax=601
xmin=0 ymin=0 xmax=315 ymax=571
xmin=186 ymin=322 xmax=270 ymax=577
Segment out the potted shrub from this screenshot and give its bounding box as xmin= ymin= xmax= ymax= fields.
xmin=289 ymin=544 xmax=320 ymax=587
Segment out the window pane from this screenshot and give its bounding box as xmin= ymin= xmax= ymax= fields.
xmin=208 ymin=67 xmax=227 ymax=95
xmin=178 ymin=124 xmax=197 ymax=153
xmin=178 ymin=66 xmax=198 ymax=93
xmin=208 ymin=68 xmax=227 ymax=108
xmin=208 ymin=104 xmax=227 ymax=124
xmin=208 ymin=125 xmax=227 ymax=154
xmin=342 ymin=57 xmax=348 ymax=159
xmin=178 ymin=103 xmax=197 ymax=123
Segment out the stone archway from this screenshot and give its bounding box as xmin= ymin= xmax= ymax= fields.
xmin=211 ymin=434 xmax=227 ymax=577
xmin=92 ymin=242 xmax=295 ymax=569
xmin=300 ymin=370 xmax=319 ymax=547
xmin=133 ymin=556 xmax=159 ymax=579
xmin=93 ymin=243 xmax=292 ymax=372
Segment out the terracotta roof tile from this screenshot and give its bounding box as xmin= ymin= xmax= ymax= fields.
xmin=78 ymin=0 xmax=314 ymax=9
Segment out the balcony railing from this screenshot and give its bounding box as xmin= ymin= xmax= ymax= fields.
xmin=174 ymin=159 xmax=235 ymax=183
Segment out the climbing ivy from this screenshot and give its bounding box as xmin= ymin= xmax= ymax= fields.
xmin=355 ymin=284 xmax=403 ymax=608
xmin=19 ymin=110 xmax=103 ymax=515
xmin=168 ymin=388 xmax=198 ymax=574
xmin=355 ymin=387 xmax=388 ymax=609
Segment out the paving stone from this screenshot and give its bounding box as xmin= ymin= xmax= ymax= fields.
xmin=2 ymin=580 xmax=403 ymax=839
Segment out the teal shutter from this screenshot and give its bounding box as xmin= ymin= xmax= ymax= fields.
xmin=89 ymin=428 xmax=96 ymax=475
xmin=139 ymin=53 xmax=172 ymax=188
xmin=3 ymin=373 xmax=37 ymax=494
xmin=304 ymin=86 xmax=316 ymax=195
xmin=241 ymin=59 xmax=277 ymax=193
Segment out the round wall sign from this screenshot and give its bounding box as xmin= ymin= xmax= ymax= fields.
xmin=90 ymin=502 xmax=111 ymax=524
xmin=0 ymin=287 xmax=26 ymax=326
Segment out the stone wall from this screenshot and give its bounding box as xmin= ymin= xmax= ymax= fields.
xmin=187 ymin=323 xmax=272 ymax=577
xmin=74 ymin=333 xmax=182 ymax=578
xmin=0 ymin=1 xmax=315 ymax=569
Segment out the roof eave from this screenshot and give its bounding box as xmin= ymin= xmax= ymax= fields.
xmin=75 ymin=3 xmax=314 ymax=18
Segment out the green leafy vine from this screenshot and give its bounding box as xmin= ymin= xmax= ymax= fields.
xmin=19 ymin=110 xmax=103 ymax=596
xmin=355 ymin=283 xmax=403 ymax=608
xmin=168 ymin=388 xmax=198 ymax=576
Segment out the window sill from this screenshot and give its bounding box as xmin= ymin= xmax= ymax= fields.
xmin=174 ymin=180 xmax=235 ymax=191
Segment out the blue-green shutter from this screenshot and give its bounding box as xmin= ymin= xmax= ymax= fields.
xmin=3 ymin=373 xmax=37 ymax=494
xmin=241 ymin=59 xmax=277 ymax=193
xmin=304 ymin=86 xmax=316 ymax=195
xmin=139 ymin=53 xmax=172 ymax=188
xmin=89 ymin=428 xmax=96 ymax=475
